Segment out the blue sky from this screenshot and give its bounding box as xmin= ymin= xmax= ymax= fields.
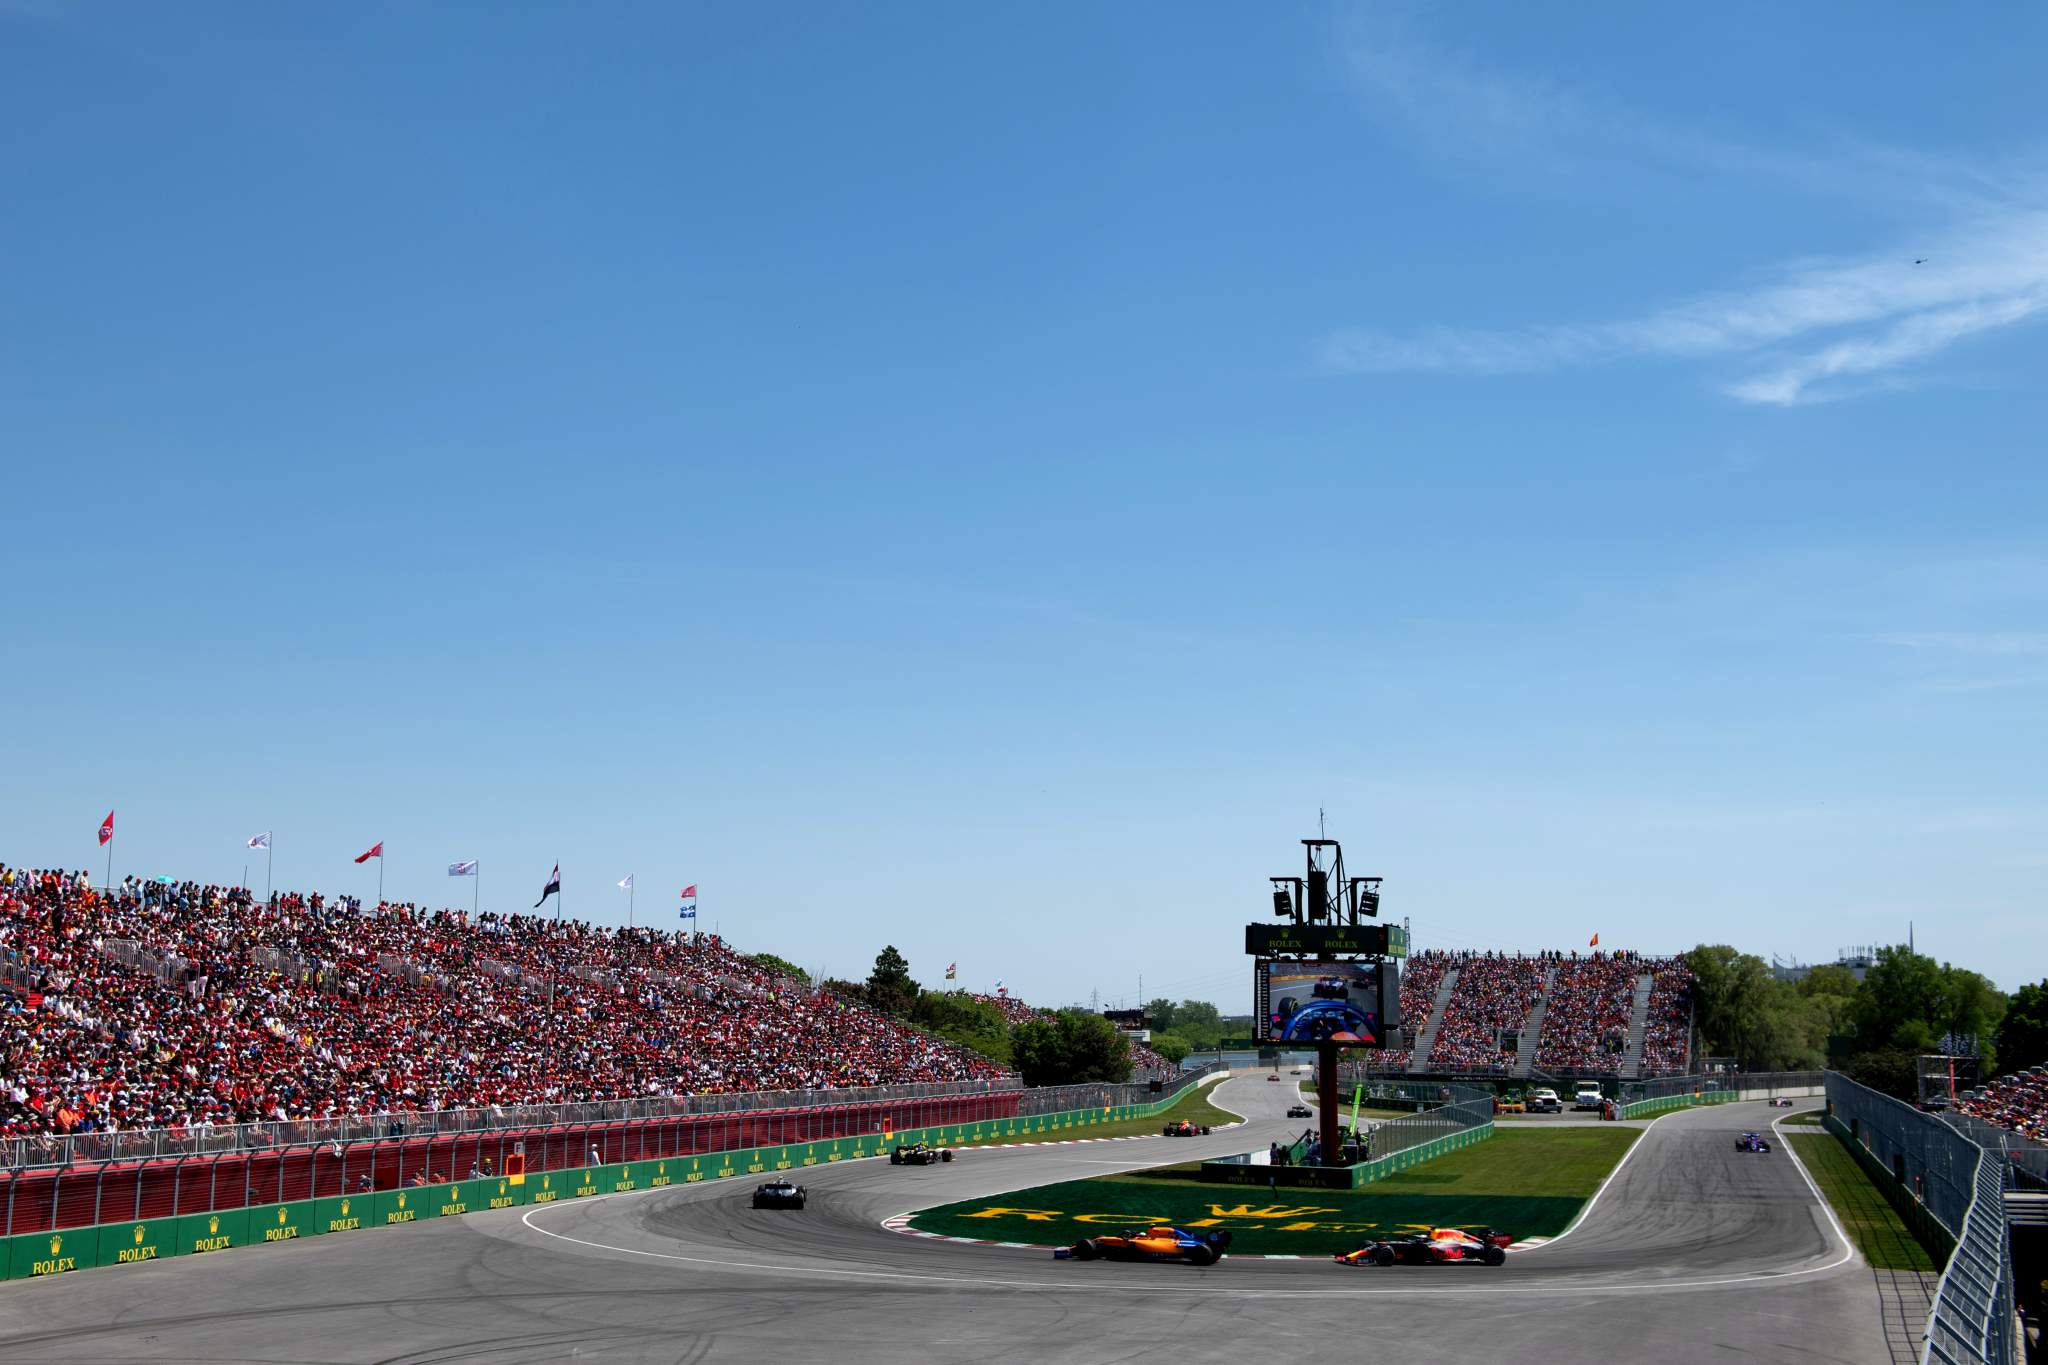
xmin=4 ymin=3 xmax=2044 ymax=1007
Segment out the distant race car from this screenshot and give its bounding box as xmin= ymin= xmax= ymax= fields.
xmin=751 ymin=1179 xmax=806 ymax=1210
xmin=888 ymin=1142 xmax=954 ymax=1165
xmin=1312 ymin=976 xmax=1349 ymax=999
xmin=1735 ymin=1132 xmax=1772 ymax=1153
xmin=1056 ymin=1227 xmax=1231 ymax=1266
xmin=1162 ymin=1119 xmax=1213 ymax=1136
xmin=1336 ymin=1227 xmax=1509 ymax=1268
xmin=1267 ymin=1073 xmax=1282 ymax=1082
xmin=1768 ymin=1097 xmax=1794 ymax=1108
xmin=1286 ymin=1104 xmax=1313 ymax=1118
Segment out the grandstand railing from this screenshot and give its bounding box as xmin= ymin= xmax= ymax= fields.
xmin=1824 ymin=1073 xmax=2016 ymax=1365
xmin=1 ymin=1062 xmax=1215 ymax=1174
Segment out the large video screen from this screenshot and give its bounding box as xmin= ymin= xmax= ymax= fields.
xmin=1254 ymin=959 xmax=1399 ymax=1045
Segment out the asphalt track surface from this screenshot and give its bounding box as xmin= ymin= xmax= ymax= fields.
xmin=0 ymin=1074 xmax=1890 ymax=1363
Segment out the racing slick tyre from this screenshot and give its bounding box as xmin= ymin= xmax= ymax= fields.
xmin=1187 ymin=1245 xmax=1218 ymax=1267
xmin=1482 ymin=1246 xmax=1506 ymax=1266
xmin=941 ymin=1150 xmax=954 ymax=1162
xmin=1372 ymin=1246 xmax=1396 ymax=1267
xmin=889 ymin=1152 xmax=902 ymax=1165
xmin=795 ymin=1197 xmax=806 ymax=1210
xmin=1071 ymin=1240 xmax=1100 ymax=1261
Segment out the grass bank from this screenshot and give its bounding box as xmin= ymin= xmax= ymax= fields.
xmin=1788 ymin=1131 xmax=1938 ymax=1272
xmin=908 ymin=1125 xmax=1639 ymax=1255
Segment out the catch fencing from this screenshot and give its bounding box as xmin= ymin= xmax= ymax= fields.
xmin=0 ymin=1063 xmax=1221 ymax=1239
xmin=1823 ymin=1073 xmax=2015 ymax=1365
xmin=1364 ymin=1082 xmax=1494 ymax=1164
xmin=0 ymin=1068 xmax=1229 ymax=1282
xmin=1617 ymin=1070 xmax=1823 ymax=1117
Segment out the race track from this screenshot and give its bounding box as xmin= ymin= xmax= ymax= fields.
xmin=0 ymin=1075 xmax=1890 ymax=1363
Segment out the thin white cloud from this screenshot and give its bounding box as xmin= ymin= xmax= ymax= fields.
xmin=1319 ymin=209 xmax=2048 ymax=404
xmin=1875 ymin=631 xmax=2048 ymax=656
xmin=1325 ymin=19 xmax=2048 ymax=404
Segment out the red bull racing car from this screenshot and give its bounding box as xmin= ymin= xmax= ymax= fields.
xmin=1162 ymin=1119 xmax=1213 ymax=1136
xmin=1335 ymin=1227 xmax=1510 ymax=1268
xmin=1056 ymin=1226 xmax=1232 ymax=1266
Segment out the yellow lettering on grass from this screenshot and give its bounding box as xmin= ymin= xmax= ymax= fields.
xmin=960 ymin=1207 xmax=1062 ymax=1223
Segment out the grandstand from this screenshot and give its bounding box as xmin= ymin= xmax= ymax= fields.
xmin=1956 ymin=1065 xmax=2048 ymax=1142
xmin=1389 ymin=949 xmax=1694 ymax=1078
xmin=0 ymin=863 xmax=1008 ymax=1140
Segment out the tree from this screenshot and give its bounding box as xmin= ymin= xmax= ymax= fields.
xmin=1148 ymin=1032 xmax=1192 ymax=1065
xmin=1998 ymin=981 xmax=2048 ymax=1076
xmin=1012 ymin=1010 xmax=1133 ymax=1087
xmin=909 ymin=991 xmax=1012 ymax=1066
xmin=865 ymin=945 xmax=919 ymax=1017
xmin=750 ymin=953 xmax=808 ymax=984
xmin=1849 ymin=946 xmax=1944 ymax=1052
xmin=1171 ymin=999 xmax=1224 ymax=1051
xmin=1145 ymin=998 xmax=1179 ymax=1033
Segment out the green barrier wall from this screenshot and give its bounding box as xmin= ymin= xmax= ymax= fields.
xmin=0 ymin=1078 xmax=1220 ymax=1281
xmin=1619 ymin=1091 xmax=1739 ymax=1120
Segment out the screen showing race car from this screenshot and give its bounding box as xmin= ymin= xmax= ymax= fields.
xmin=1254 ymin=960 xmax=1399 ymax=1045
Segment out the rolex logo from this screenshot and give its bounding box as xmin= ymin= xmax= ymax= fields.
xmin=278 ymin=1208 xmax=289 ymax=1224
xmin=133 ymin=1226 xmax=145 ymax=1244
xmin=341 ymin=1199 xmax=351 ymax=1215
xmin=208 ymin=1216 xmax=219 ymax=1235
xmin=397 ymin=1192 xmax=407 ymax=1208
xmin=48 ymin=1236 xmax=60 ymax=1256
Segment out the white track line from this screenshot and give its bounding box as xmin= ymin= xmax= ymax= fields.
xmin=1771 ymin=1111 xmax=1856 ymax=1265
xmin=520 ymin=1186 xmax=1867 ymax=1301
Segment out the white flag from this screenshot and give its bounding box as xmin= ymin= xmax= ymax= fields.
xmin=617 ymin=874 xmax=634 ymax=891
xmin=246 ymin=832 xmax=271 ymax=850
xmin=448 ymin=861 xmax=478 ymax=877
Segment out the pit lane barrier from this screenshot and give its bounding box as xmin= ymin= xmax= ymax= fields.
xmin=0 ymin=1066 xmax=1228 ymax=1281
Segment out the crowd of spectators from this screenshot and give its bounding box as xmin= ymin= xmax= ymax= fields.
xmin=1638 ymin=960 xmax=1694 ymax=1075
xmin=1378 ymin=949 xmax=1694 ymax=1075
xmin=0 ymin=863 xmax=1007 ymax=1140
xmin=1956 ymin=1067 xmax=2048 ymax=1142
xmin=1427 ymin=952 xmax=1549 ymax=1071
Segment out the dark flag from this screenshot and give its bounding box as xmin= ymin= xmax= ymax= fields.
xmin=535 ymin=863 xmax=561 ymax=908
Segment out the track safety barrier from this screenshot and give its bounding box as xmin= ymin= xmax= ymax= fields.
xmin=0 ymin=1075 xmax=1222 ymax=1282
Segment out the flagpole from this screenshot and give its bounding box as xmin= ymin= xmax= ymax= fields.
xmin=378 ymin=849 xmax=385 ymax=906
xmin=105 ymin=831 xmax=113 ymax=895
xmin=548 ymin=863 xmax=560 ymax=1015
xmin=266 ymin=840 xmax=273 ymax=903
xmin=474 ymin=862 xmax=480 ymax=917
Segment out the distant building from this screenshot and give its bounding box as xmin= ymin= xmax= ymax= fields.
xmin=1772 ymin=946 xmax=1878 ymax=984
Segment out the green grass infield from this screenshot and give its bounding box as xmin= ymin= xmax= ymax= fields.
xmin=1788 ymin=1132 xmax=1938 ymax=1272
xmin=907 ymin=1126 xmax=1640 ymax=1255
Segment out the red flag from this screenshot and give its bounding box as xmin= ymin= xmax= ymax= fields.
xmin=355 ymin=841 xmax=384 ymax=864
xmin=97 ymin=811 xmax=115 ymax=846
xmin=679 ymin=884 xmax=697 ymax=898
xmin=1588 ymin=933 xmax=1599 ymax=947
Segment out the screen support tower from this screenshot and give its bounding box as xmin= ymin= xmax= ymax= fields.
xmin=1261 ymin=836 xmax=1386 ymax=1164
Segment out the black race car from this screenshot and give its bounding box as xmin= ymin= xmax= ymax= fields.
xmin=1312 ymin=976 xmax=1349 ymax=1000
xmin=1735 ymin=1131 xmax=1772 ymax=1153
xmin=1768 ymin=1097 xmax=1794 ymax=1108
xmin=1336 ymin=1228 xmax=1508 ymax=1267
xmin=889 ymin=1141 xmax=954 ymax=1165
xmin=751 ymin=1178 xmax=806 ymax=1209
xmin=1286 ymin=1104 xmax=1313 ymax=1118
